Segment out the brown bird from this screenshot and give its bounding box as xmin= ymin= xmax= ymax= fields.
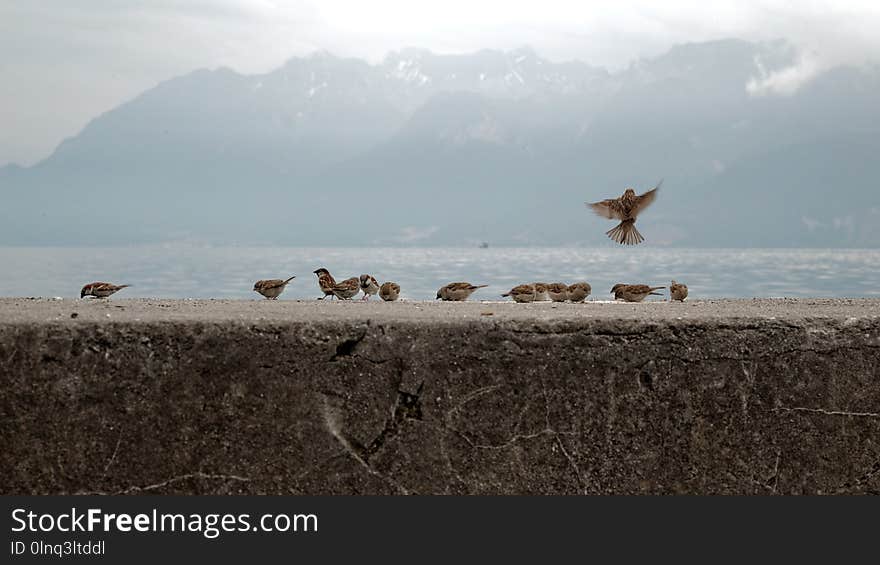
xmin=611 ymin=283 xmax=665 ymax=302
xmin=611 ymin=283 xmax=629 ymax=300
xmin=253 ymin=275 xmax=295 ymax=300
xmin=313 ymin=268 xmax=337 ymax=300
xmin=532 ymin=282 xmax=551 ymax=301
xmin=359 ymin=274 xmax=380 ymax=300
xmin=587 ymin=180 xmax=661 ymax=245
xmin=546 ymin=282 xmax=569 ymax=302
xmin=330 ymin=277 xmax=361 ymax=300
xmin=567 ymin=282 xmax=591 ymax=303
xmin=670 ymin=280 xmax=689 ymax=302
xmin=436 ymin=282 xmax=488 ymax=301
xmin=80 ymin=282 xmax=129 ymax=299
xmin=379 ymin=281 xmax=400 ymax=301
xmin=502 ymin=284 xmax=537 ymax=303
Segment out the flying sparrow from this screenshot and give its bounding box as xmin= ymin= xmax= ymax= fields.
xmin=611 ymin=283 xmax=665 ymax=302
xmin=330 ymin=277 xmax=361 ymax=300
xmin=359 ymin=274 xmax=380 ymax=300
xmin=436 ymin=282 xmax=488 ymax=301
xmin=546 ymin=282 xmax=569 ymax=302
xmin=379 ymin=281 xmax=400 ymax=301
xmin=502 ymin=283 xmax=537 ymax=303
xmin=532 ymin=282 xmax=551 ymax=301
xmin=587 ymin=180 xmax=661 ymax=245
xmin=253 ymin=275 xmax=295 ymax=300
xmin=80 ymin=282 xmax=130 ymax=299
xmin=567 ymin=282 xmax=592 ymax=303
xmin=670 ymin=280 xmax=689 ymax=302
xmin=313 ymin=268 xmax=337 ymax=300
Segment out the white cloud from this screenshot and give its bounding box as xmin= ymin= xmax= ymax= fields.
xmin=747 ymin=52 xmax=823 ymax=96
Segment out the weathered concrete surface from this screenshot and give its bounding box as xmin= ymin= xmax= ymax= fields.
xmin=1 ymin=298 xmax=879 ymax=495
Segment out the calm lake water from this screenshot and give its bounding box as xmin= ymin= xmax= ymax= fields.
xmin=0 ymin=246 xmax=877 ymax=300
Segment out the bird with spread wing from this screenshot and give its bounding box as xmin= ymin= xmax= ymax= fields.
xmin=586 ymin=180 xmax=662 ymax=245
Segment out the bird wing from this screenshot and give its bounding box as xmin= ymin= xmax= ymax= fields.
xmin=627 ymin=285 xmax=652 ymax=294
xmin=587 ymin=198 xmax=626 ymax=220
xmin=633 ymin=180 xmax=662 ymax=215
xmin=333 ymin=277 xmax=359 ymax=290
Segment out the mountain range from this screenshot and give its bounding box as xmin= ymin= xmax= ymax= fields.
xmin=2 ymin=39 xmax=879 ymax=246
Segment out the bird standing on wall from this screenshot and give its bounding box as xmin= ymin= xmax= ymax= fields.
xmin=253 ymin=276 xmax=295 ymax=300
xmin=502 ymin=284 xmax=538 ymax=303
xmin=80 ymin=282 xmax=130 ymax=298
xmin=611 ymin=284 xmax=665 ymax=302
xmin=587 ymin=180 xmax=661 ymax=245
xmin=313 ymin=268 xmax=337 ymax=300
xmin=330 ymin=277 xmax=361 ymax=300
xmin=546 ymin=282 xmax=569 ymax=302
xmin=670 ymin=280 xmax=689 ymax=302
xmin=436 ymin=282 xmax=488 ymax=301
xmin=359 ymin=274 xmax=380 ymax=300
xmin=567 ymin=282 xmax=591 ymax=303
xmin=379 ymin=282 xmax=400 ymax=301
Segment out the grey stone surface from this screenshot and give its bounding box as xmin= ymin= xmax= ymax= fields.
xmin=1 ymin=298 xmax=879 ymax=494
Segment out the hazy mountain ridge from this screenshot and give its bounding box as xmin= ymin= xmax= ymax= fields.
xmin=2 ymin=39 xmax=879 ymax=246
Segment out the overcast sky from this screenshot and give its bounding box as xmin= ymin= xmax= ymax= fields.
xmin=2 ymin=0 xmax=879 ymax=166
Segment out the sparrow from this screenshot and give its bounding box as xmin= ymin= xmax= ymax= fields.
xmin=587 ymin=180 xmax=661 ymax=245
xmin=80 ymin=282 xmax=130 ymax=299
xmin=611 ymin=283 xmax=665 ymax=302
xmin=436 ymin=282 xmax=488 ymax=301
xmin=253 ymin=275 xmax=295 ymax=300
xmin=567 ymin=282 xmax=592 ymax=303
xmin=533 ymin=283 xmax=551 ymax=301
xmin=379 ymin=281 xmax=400 ymax=302
xmin=330 ymin=277 xmax=361 ymax=300
xmin=670 ymin=280 xmax=689 ymax=302
xmin=502 ymin=284 xmax=537 ymax=303
xmin=359 ymin=274 xmax=380 ymax=300
xmin=546 ymin=282 xmax=569 ymax=302
xmin=313 ymin=268 xmax=337 ymax=300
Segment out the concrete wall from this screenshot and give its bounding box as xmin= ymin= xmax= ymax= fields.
xmin=2 ymin=306 xmax=879 ymax=494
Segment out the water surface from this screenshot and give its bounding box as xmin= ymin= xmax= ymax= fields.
xmin=0 ymin=246 xmax=876 ymax=300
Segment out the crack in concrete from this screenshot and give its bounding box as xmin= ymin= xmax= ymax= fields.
xmin=773 ymin=406 xmax=880 ymax=419
xmin=319 ymin=385 xmax=424 ymax=495
xmin=770 ymin=450 xmax=781 ymax=494
xmin=365 ymin=383 xmax=424 ymax=456
xmin=79 ymin=472 xmax=252 ymax=495
xmin=448 ymin=379 xmax=587 ymax=492
xmin=329 ymin=329 xmax=368 ymax=361
xmin=739 ymin=360 xmax=758 ymax=420
xmin=286 ymin=451 xmax=350 ymax=494
xmin=457 ymin=428 xmax=557 ymax=450
xmin=445 ymin=385 xmax=503 ymax=419
xmin=554 ymin=434 xmax=586 ymax=494
xmin=100 ymin=428 xmax=124 ymax=479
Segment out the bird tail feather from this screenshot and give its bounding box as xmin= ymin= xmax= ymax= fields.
xmin=606 ymin=220 xmax=644 ymax=245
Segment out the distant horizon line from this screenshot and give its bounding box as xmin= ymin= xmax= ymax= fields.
xmin=1 ymin=244 xmax=877 ymax=251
